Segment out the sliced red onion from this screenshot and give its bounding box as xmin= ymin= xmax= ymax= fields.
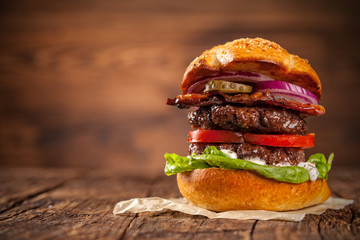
xmin=255 ymin=81 xmax=319 ymax=105
xmin=186 ymin=71 xmax=273 ymax=93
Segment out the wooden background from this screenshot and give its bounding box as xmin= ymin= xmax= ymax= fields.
xmin=0 ymin=0 xmax=360 ymax=177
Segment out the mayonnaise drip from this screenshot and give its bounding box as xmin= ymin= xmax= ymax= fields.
xmin=220 ymin=149 xmax=238 ymax=159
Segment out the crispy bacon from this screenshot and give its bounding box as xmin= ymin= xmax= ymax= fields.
xmin=166 ymin=91 xmax=325 ymax=116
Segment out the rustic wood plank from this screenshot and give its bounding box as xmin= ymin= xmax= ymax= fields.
xmin=253 ymin=214 xmax=322 ymax=240
xmin=0 ymin=200 xmax=137 ymax=240
xmin=0 ymin=168 xmax=79 ymax=213
xmin=122 ymin=211 xmax=256 ymax=240
xmin=328 ymin=167 xmax=360 ymax=206
xmin=317 ymin=207 xmax=357 ymax=240
xmin=2 ymin=166 xmax=359 ymax=239
xmin=252 ymin=207 xmax=359 ymax=240
xmin=0 ymin=168 xmax=156 ymax=239
xmin=147 ymin=174 xmax=182 ymax=198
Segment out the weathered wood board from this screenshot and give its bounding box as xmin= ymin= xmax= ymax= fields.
xmin=0 ymin=167 xmax=359 ymax=239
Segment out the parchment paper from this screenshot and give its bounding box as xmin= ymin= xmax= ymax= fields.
xmin=113 ymin=197 xmax=353 ymax=221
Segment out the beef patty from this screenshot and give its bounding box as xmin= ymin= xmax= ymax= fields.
xmin=188 ymin=105 xmax=307 ymax=134
xmin=189 ymin=142 xmax=305 ymax=166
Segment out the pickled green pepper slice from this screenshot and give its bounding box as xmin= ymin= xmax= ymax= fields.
xmin=204 ymin=80 xmax=253 ymax=94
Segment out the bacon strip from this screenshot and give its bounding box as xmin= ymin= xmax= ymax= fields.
xmin=166 ymin=91 xmax=325 ymax=116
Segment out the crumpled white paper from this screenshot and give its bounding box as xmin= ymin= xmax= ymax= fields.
xmin=113 ymin=197 xmax=353 ymax=221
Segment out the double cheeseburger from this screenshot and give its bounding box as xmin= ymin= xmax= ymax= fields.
xmin=164 ymin=38 xmax=333 ymax=211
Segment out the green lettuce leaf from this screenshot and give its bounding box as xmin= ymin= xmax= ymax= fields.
xmin=164 ymin=153 xmax=210 ymax=175
xmin=164 ymin=146 xmax=334 ymax=184
xmin=202 ymin=146 xmax=229 ymax=156
xmin=307 ymin=153 xmax=334 ymax=180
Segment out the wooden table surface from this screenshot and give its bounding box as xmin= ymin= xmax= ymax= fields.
xmin=0 ymin=166 xmax=359 ymax=239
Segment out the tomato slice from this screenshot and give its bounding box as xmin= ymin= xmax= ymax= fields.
xmin=188 ymin=130 xmax=315 ymax=149
xmin=244 ymin=133 xmax=315 ymax=149
xmin=188 ymin=130 xmax=244 ymax=143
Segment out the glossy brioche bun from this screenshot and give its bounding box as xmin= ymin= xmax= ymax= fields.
xmin=177 ymin=168 xmax=331 ymax=211
xmin=181 ymin=38 xmax=321 ymax=99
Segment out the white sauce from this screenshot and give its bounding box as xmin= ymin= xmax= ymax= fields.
xmin=297 ymin=162 xmax=319 ymax=181
xmin=243 ymin=156 xmax=267 ymax=165
xmin=219 ymin=149 xmax=320 ymax=181
xmin=220 ymin=149 xmax=238 ymax=159
xmin=275 ymin=162 xmax=291 ymax=167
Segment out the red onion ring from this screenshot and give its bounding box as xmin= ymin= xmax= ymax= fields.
xmin=186 ymin=71 xmax=273 ymax=93
xmin=255 ymin=81 xmax=319 ymax=105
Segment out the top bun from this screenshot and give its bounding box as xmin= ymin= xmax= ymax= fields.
xmin=181 ymin=38 xmax=321 ymax=99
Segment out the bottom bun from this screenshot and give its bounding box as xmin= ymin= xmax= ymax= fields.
xmin=177 ymin=168 xmax=331 ymax=211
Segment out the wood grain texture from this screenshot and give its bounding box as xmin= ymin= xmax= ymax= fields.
xmin=0 ymin=167 xmax=359 ymax=239
xmin=0 ymin=168 xmax=79 ymax=213
xmin=0 ymin=168 xmax=162 ymax=239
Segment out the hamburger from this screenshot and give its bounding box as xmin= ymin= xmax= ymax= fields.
xmin=164 ymin=38 xmax=333 ymax=211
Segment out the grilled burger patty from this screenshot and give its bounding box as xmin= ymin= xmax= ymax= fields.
xmin=189 ymin=142 xmax=305 ymax=166
xmin=188 ymin=105 xmax=307 ymax=135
